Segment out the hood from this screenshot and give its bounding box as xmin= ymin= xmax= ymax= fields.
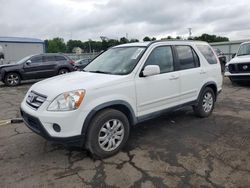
xmin=0 ymin=63 xmax=18 ymax=69
xmin=228 ymin=55 xmax=250 ymax=65
xmin=30 ymin=71 xmax=128 ymax=101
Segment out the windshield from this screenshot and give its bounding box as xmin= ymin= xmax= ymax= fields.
xmin=84 ymin=47 xmax=146 ymax=75
xmin=237 ymin=43 xmax=250 ymax=56
xmin=16 ymin=55 xmax=32 ymax=64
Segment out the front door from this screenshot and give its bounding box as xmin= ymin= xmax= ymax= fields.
xmin=135 ymin=46 xmax=181 ymax=117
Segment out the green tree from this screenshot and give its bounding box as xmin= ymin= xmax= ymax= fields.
xmin=193 ymin=34 xmax=229 ymax=43
xmin=130 ymin=39 xmax=139 ymax=43
xmin=143 ymin=36 xmax=151 ymax=41
xmin=120 ymin=37 xmax=129 ymax=44
xmin=66 ymin=40 xmax=83 ymax=53
xmin=47 ymin=38 xmax=66 ymax=53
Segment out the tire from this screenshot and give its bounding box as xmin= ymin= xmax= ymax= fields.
xmin=4 ymin=72 xmax=21 ymax=86
xmin=193 ymin=87 xmax=215 ymax=118
xmin=86 ymin=109 xmax=130 ymax=159
xmin=58 ymin=68 xmax=69 ymax=75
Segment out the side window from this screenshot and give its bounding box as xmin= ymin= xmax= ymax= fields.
xmin=196 ymin=45 xmax=217 ymax=64
xmin=144 ymin=46 xmax=174 ymax=74
xmin=55 ymin=56 xmax=66 ymax=61
xmin=30 ymin=56 xmax=43 ymax=63
xmin=175 ymin=46 xmax=199 ymax=70
xmin=44 ymin=56 xmax=55 ymax=62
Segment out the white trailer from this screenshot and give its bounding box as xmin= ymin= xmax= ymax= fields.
xmin=0 ymin=37 xmax=44 ymax=64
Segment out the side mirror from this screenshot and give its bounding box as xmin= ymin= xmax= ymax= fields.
xmin=26 ymin=60 xmax=31 ymax=65
xmin=142 ymin=65 xmax=160 ymax=77
xmin=232 ymin=53 xmax=236 ymax=58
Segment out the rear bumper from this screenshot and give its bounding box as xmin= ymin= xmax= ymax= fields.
xmin=20 ymin=108 xmax=84 ymax=146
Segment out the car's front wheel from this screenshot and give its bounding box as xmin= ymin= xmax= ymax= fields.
xmin=86 ymin=109 xmax=130 ymax=159
xmin=193 ymin=87 xmax=215 ymax=118
xmin=4 ymin=72 xmax=21 ymax=86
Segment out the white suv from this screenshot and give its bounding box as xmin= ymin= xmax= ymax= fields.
xmin=21 ymin=40 xmax=222 ymax=158
xmin=225 ymin=41 xmax=250 ymax=83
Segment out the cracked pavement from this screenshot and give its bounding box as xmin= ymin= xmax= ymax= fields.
xmin=0 ymin=78 xmax=250 ymax=188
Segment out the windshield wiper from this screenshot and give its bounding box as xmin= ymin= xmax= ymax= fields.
xmin=87 ymin=70 xmax=112 ymax=74
xmin=237 ymin=53 xmax=250 ymax=56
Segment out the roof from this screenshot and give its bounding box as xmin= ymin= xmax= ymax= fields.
xmin=0 ymin=36 xmax=44 ymax=44
xmin=115 ymin=40 xmax=207 ymax=48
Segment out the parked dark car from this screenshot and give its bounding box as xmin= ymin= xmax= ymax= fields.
xmin=0 ymin=53 xmax=75 ymax=86
xmin=73 ymin=58 xmax=92 ymax=71
xmin=213 ymin=48 xmax=227 ymax=72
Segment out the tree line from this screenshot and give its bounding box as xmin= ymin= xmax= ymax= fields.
xmin=45 ymin=33 xmax=229 ymax=53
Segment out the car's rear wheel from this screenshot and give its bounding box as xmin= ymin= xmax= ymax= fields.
xmin=4 ymin=72 xmax=21 ymax=86
xmin=86 ymin=109 xmax=130 ymax=159
xmin=58 ymin=68 xmax=69 ymax=75
xmin=193 ymin=87 xmax=215 ymax=118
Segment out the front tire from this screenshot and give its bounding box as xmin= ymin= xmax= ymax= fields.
xmin=86 ymin=109 xmax=130 ymax=159
xmin=4 ymin=72 xmax=21 ymax=86
xmin=193 ymin=87 xmax=215 ymax=118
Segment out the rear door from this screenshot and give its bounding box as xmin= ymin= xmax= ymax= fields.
xmin=174 ymin=45 xmax=204 ymax=103
xmin=42 ymin=55 xmax=58 ymax=77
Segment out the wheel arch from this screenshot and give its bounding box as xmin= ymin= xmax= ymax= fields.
xmin=81 ymin=100 xmax=137 ymax=137
xmin=198 ymin=81 xmax=218 ymax=102
xmin=4 ymin=70 xmax=23 ymax=80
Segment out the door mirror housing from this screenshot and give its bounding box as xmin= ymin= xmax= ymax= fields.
xmin=142 ymin=65 xmax=160 ymax=77
xmin=26 ymin=60 xmax=31 ymax=65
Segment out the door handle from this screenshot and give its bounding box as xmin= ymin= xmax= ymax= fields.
xmin=169 ymin=75 xmax=179 ymax=80
xmin=200 ymin=70 xmax=206 ymax=74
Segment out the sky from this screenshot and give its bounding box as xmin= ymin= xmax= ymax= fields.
xmin=0 ymin=0 xmax=250 ymax=42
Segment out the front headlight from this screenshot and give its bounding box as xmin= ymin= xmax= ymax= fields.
xmin=47 ymin=90 xmax=85 ymax=111
xmin=225 ymin=65 xmax=229 ymax=72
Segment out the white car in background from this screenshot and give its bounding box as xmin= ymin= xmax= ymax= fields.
xmin=21 ymin=40 xmax=222 ymax=158
xmin=225 ymin=41 xmax=250 ymax=83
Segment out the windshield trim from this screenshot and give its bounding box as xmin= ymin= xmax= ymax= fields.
xmin=83 ymin=46 xmax=148 ymax=75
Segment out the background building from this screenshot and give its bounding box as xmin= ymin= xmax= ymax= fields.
xmin=0 ymin=37 xmax=44 ymax=64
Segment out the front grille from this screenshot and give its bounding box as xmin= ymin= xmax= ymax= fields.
xmin=26 ymin=91 xmax=47 ymax=110
xmin=229 ymin=63 xmax=250 ymax=73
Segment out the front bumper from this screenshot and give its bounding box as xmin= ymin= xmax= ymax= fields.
xmin=20 ymin=97 xmax=90 ymax=146
xmin=225 ymin=72 xmax=250 ymax=81
xmin=20 ymin=108 xmax=84 ymax=146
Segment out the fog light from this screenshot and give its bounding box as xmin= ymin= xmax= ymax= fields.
xmin=53 ymin=124 xmax=61 ymax=132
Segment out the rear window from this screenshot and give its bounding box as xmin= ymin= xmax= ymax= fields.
xmin=175 ymin=46 xmax=199 ymax=70
xmin=55 ymin=55 xmax=66 ymax=61
xmin=197 ymin=45 xmax=217 ymax=64
xmin=44 ymin=56 xmax=55 ymax=62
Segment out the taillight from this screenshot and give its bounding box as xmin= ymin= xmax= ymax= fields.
xmin=68 ymin=60 xmax=75 ymax=65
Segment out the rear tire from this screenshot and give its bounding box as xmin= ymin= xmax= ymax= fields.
xmin=86 ymin=109 xmax=130 ymax=159
xmin=4 ymin=72 xmax=21 ymax=86
xmin=193 ymin=87 xmax=215 ymax=118
xmin=58 ymin=68 xmax=69 ymax=75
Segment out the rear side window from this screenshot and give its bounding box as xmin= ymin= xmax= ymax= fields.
xmin=30 ymin=56 xmax=43 ymax=63
xmin=197 ymin=45 xmax=217 ymax=64
xmin=44 ymin=56 xmax=55 ymax=62
xmin=175 ymin=46 xmax=199 ymax=70
xmin=144 ymin=46 xmax=174 ymax=74
xmin=55 ymin=56 xmax=66 ymax=61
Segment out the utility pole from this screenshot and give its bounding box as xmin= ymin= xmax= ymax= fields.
xmin=88 ymin=39 xmax=92 ymax=54
xmin=188 ymin=28 xmax=192 ymax=38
